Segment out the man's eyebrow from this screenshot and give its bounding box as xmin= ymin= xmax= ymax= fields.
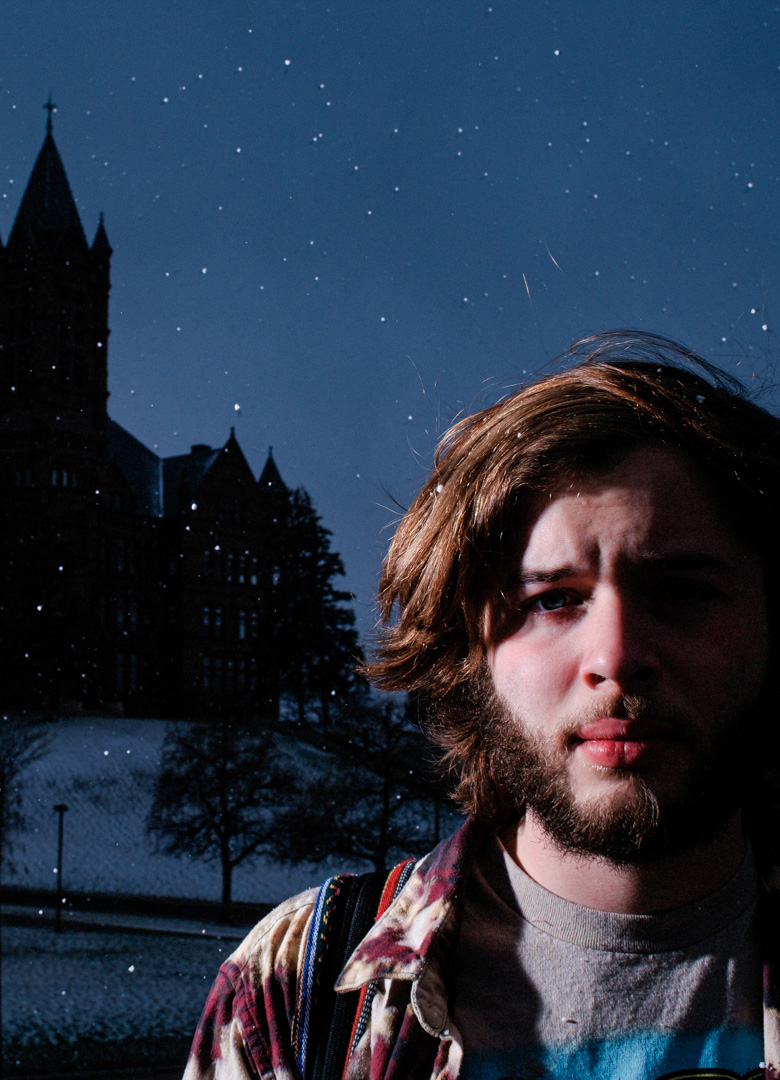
xmin=635 ymin=550 xmax=738 ymax=575
xmin=507 ymin=568 xmax=579 ymax=588
xmin=506 ymin=552 xmax=738 ymax=589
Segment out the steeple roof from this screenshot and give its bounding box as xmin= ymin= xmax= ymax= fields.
xmin=8 ymin=127 xmax=88 ymax=250
xmin=259 ymin=447 xmax=285 ymax=491
xmin=91 ymin=212 xmax=112 ymax=254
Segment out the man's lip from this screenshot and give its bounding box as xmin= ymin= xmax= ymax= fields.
xmin=574 ymin=718 xmax=676 ymax=742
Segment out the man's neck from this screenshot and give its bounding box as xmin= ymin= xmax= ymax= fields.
xmin=503 ymin=810 xmax=747 ymax=914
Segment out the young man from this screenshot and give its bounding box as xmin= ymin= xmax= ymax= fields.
xmin=184 ymin=331 xmax=780 ymax=1080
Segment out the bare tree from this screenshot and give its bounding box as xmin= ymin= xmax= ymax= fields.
xmin=269 ymin=697 xmax=445 ymax=873
xmin=0 ymin=717 xmax=48 ymax=1080
xmin=0 ymin=716 xmax=48 ymax=878
xmin=148 ymin=718 xmax=281 ymax=912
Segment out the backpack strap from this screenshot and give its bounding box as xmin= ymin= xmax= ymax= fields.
xmin=339 ymin=858 xmax=417 ymax=1076
xmin=291 ymin=858 xmax=417 ymax=1080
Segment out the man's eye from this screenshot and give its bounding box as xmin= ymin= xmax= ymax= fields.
xmin=652 ymin=580 xmax=717 ymax=606
xmin=526 ymin=589 xmax=580 ymax=613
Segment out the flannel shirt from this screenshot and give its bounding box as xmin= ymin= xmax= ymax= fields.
xmin=183 ymin=815 xmax=780 ymax=1080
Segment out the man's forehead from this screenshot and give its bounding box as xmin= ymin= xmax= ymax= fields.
xmin=501 ymin=444 xmax=758 ymax=575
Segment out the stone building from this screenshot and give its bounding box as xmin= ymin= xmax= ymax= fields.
xmin=0 ymin=114 xmax=286 ymax=718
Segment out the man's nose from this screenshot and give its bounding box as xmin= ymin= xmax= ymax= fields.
xmin=579 ymin=590 xmax=657 ymax=691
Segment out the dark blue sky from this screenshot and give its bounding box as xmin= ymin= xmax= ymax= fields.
xmin=3 ymin=1 xmax=779 ymax=638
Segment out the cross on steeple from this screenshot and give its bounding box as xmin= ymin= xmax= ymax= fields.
xmin=43 ymin=93 xmax=56 ymax=133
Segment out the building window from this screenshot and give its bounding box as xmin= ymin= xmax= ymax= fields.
xmin=202 ymin=606 xmax=211 ymax=632
xmin=214 ymin=607 xmax=222 ymax=637
xmin=51 ymin=469 xmax=76 ymax=488
xmin=238 ymin=610 xmax=247 ymax=640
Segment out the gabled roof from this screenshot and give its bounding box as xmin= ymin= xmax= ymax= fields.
xmin=8 ymin=129 xmax=88 ymax=250
xmin=162 ymin=444 xmax=222 ymax=517
xmin=107 ymin=419 xmax=163 ymax=517
xmin=162 ymin=431 xmax=271 ymax=517
xmin=105 ymin=422 xmax=286 ymax=521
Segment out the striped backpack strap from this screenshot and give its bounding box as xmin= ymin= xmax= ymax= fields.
xmin=339 ymin=858 xmax=417 ymax=1076
xmin=291 ymin=858 xmax=417 ymax=1080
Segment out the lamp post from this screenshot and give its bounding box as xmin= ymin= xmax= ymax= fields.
xmin=53 ymin=803 xmax=68 ymax=932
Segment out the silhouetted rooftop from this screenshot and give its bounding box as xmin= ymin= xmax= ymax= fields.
xmin=259 ymin=447 xmax=285 ymax=492
xmin=91 ymin=212 xmax=112 ymax=255
xmin=8 ymin=129 xmax=88 ymax=249
xmin=162 ymin=444 xmax=222 ymax=516
xmin=107 ymin=420 xmax=163 ymax=517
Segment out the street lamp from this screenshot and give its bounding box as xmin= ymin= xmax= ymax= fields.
xmin=53 ymin=803 xmax=68 ymax=932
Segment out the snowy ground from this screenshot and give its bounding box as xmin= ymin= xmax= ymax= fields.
xmin=2 ymin=715 xmax=453 ymax=1073
xmin=2 ymin=716 xmax=330 ymax=1074
xmin=7 ymin=716 xmax=346 ymax=907
xmin=2 ymin=922 xmax=228 ymax=1074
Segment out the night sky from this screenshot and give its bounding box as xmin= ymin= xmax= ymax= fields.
xmin=2 ymin=1 xmax=779 ymax=640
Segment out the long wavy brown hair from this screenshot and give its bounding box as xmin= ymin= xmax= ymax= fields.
xmin=364 ymin=331 xmax=780 ymax=822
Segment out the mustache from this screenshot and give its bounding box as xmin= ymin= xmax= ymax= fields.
xmin=558 ymin=694 xmax=694 ymax=742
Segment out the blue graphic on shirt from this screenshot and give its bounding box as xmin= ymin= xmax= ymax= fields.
xmin=460 ymin=1026 xmax=764 ymax=1080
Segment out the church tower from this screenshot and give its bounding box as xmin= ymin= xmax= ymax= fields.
xmin=0 ymin=99 xmax=111 ymax=433
xmin=0 ymin=103 xmax=114 ymax=711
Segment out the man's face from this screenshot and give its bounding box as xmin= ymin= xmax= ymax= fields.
xmin=485 ymin=443 xmax=770 ymax=863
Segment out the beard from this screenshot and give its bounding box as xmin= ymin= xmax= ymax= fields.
xmin=474 ymin=671 xmax=763 ymax=866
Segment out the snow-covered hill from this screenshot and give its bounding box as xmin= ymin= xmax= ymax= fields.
xmin=6 ymin=716 xmax=347 ymax=906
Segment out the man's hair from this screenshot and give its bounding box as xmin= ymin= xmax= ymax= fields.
xmin=365 ymin=331 xmax=780 ymax=819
